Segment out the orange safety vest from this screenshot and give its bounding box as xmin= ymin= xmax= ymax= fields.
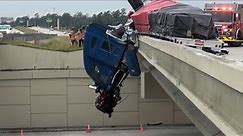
xmin=69 ymin=31 xmax=76 ymax=41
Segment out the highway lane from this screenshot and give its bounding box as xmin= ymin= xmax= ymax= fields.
xmin=10 ymin=28 xmax=24 ymax=34
xmin=29 ymin=27 xmax=68 ymax=36
xmin=0 ymin=29 xmax=24 ymax=34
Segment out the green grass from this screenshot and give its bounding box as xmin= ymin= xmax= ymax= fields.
xmin=0 ymin=36 xmax=82 ymax=52
xmin=15 ymin=26 xmax=40 ymax=34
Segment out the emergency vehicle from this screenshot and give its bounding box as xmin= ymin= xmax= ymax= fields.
xmin=204 ymin=3 xmax=243 ymax=46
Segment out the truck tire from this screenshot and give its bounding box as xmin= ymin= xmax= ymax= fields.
xmin=236 ymin=28 xmax=242 ymax=40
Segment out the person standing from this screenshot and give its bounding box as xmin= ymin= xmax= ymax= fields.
xmin=69 ymin=27 xmax=77 ymax=46
xmin=76 ymin=28 xmax=85 ymax=48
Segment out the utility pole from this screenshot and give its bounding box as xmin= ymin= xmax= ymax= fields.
xmin=34 ymin=13 xmax=39 ymax=26
xmin=57 ymin=18 xmax=60 ymax=30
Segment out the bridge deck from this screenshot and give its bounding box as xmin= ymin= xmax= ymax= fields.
xmin=138 ymin=36 xmax=243 ymax=136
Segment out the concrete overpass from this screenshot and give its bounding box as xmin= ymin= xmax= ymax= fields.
xmin=138 ymin=36 xmax=243 ymax=136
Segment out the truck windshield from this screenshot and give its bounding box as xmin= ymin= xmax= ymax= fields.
xmin=207 ymin=11 xmax=233 ymax=22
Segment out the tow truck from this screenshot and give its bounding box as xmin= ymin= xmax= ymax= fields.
xmin=204 ymin=3 xmax=243 ymax=46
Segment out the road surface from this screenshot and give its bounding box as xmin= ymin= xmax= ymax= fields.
xmin=224 ymin=46 xmax=243 ymax=62
xmin=1 ymin=126 xmax=202 ymax=136
xmin=29 ymin=27 xmax=68 ymax=36
xmin=10 ymin=28 xmax=24 ymax=34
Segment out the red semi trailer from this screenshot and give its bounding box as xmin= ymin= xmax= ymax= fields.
xmin=129 ymin=0 xmax=177 ymax=33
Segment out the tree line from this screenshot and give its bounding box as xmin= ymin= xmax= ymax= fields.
xmin=9 ymin=8 xmax=128 ymax=30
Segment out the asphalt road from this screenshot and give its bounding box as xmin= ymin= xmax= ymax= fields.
xmin=28 ymin=27 xmax=68 ymax=36
xmin=224 ymin=46 xmax=243 ymax=62
xmin=1 ymin=126 xmax=202 ymax=136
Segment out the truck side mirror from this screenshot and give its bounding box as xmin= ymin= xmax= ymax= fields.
xmin=234 ymin=13 xmax=239 ymax=22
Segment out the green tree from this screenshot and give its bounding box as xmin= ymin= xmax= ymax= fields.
xmin=60 ymin=13 xmax=72 ymax=28
xmin=11 ymin=8 xmax=127 ymax=29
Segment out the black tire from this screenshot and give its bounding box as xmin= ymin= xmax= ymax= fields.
xmin=236 ymin=29 xmax=242 ymax=40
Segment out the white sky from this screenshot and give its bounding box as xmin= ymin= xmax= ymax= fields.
xmin=0 ymin=0 xmax=243 ymax=19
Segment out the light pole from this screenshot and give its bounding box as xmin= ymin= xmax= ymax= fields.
xmin=53 ymin=7 xmax=60 ymax=30
xmin=34 ymin=13 xmax=39 ymax=26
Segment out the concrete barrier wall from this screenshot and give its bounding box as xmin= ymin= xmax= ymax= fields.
xmin=0 ymin=45 xmax=83 ymax=70
xmin=2 ymin=34 xmax=57 ymax=41
xmin=0 ymin=69 xmax=190 ymax=128
xmin=0 ymin=45 xmax=190 ymax=128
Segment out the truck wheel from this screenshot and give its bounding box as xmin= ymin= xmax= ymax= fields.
xmin=236 ymin=29 xmax=242 ymax=40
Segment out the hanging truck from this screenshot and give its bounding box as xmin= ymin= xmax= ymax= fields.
xmin=83 ymin=0 xmax=230 ymax=117
xmin=83 ymin=24 xmax=141 ymax=117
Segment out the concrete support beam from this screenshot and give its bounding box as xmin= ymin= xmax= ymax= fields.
xmin=138 ymin=36 xmax=243 ymax=135
xmin=142 ymin=60 xmax=223 ymax=136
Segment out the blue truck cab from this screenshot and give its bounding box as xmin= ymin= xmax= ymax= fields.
xmin=84 ymin=24 xmax=128 ymax=91
xmin=83 ymin=23 xmax=141 ymax=116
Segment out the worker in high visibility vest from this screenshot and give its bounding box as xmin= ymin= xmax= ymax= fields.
xmin=69 ymin=27 xmax=78 ymax=46
xmin=76 ymin=27 xmax=85 ymax=48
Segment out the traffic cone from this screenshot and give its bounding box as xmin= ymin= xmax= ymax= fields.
xmin=20 ymin=129 xmax=24 ymax=136
xmin=85 ymin=124 xmax=92 ymax=133
xmin=140 ymin=124 xmax=144 ymax=132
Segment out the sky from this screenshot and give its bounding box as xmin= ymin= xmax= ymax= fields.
xmin=1 ymin=0 xmax=243 ymax=19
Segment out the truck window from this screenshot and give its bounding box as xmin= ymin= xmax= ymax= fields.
xmin=206 ymin=11 xmax=233 ymax=22
xmin=101 ymin=41 xmax=112 ymax=52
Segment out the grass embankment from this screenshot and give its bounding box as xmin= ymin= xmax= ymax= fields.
xmin=0 ymin=36 xmax=81 ymax=52
xmin=15 ymin=26 xmax=39 ymax=34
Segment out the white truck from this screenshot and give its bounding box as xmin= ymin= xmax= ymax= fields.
xmin=0 ymin=25 xmax=12 ymax=34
